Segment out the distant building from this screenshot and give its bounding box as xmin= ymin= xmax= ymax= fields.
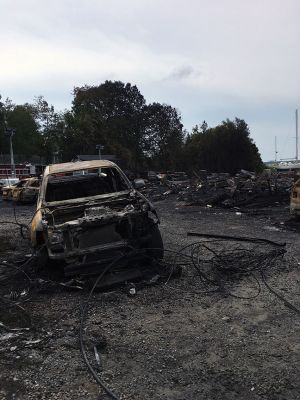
xmin=0 ymin=163 xmax=45 ymax=178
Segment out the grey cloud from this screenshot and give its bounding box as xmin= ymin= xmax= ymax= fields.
xmin=165 ymin=66 xmax=203 ymax=81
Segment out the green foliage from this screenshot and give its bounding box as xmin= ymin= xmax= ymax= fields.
xmin=0 ymin=84 xmax=263 ymax=173
xmin=142 ymin=103 xmax=184 ymax=169
xmin=0 ymin=102 xmax=40 ymax=158
xmin=64 ymin=81 xmax=184 ymax=170
xmin=66 ymin=81 xmax=146 ymax=167
xmin=184 ymin=118 xmax=263 ymax=173
xmin=27 ymin=96 xmax=65 ymax=163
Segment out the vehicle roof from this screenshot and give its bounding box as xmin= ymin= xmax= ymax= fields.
xmin=20 ymin=177 xmax=36 ymax=181
xmin=46 ymin=160 xmax=116 ymax=175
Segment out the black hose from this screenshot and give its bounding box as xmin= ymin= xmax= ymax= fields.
xmin=79 ymin=251 xmax=138 ymax=400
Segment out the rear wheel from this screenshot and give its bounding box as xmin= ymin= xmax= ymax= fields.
xmin=36 ymin=246 xmax=64 ymax=279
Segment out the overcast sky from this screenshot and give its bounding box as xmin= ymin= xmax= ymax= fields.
xmin=1 ymin=0 xmax=300 ymax=161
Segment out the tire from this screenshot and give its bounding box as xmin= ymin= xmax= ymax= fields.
xmin=146 ymin=224 xmax=164 ymax=260
xmin=35 ymin=246 xmax=64 ymax=279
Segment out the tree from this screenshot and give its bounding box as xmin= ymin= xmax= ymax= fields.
xmin=64 ymin=82 xmax=186 ymax=170
xmin=142 ymin=103 xmax=184 ymax=170
xmin=0 ymin=94 xmax=66 ymax=163
xmin=0 ymin=97 xmax=16 ymax=156
xmin=3 ymin=104 xmax=41 ymax=159
xmin=70 ymin=81 xmax=146 ymax=168
xmin=24 ymin=96 xmax=65 ymax=163
xmin=185 ymin=118 xmax=263 ymax=174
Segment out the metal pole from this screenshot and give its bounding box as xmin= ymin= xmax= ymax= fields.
xmin=9 ymin=133 xmax=16 ymax=178
xmin=96 ymin=144 xmax=103 ymax=160
xmin=275 ymin=136 xmax=278 ymax=162
xmin=53 ymin=151 xmax=59 ymax=164
xmin=296 ymin=109 xmax=298 ymax=161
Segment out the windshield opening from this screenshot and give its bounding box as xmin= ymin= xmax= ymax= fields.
xmin=45 ymin=167 xmax=130 ymax=202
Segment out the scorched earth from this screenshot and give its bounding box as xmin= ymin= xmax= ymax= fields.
xmin=0 ymin=197 xmax=299 ymax=400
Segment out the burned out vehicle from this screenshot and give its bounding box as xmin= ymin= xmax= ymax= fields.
xmin=1 ymin=178 xmax=19 ymax=198
xmin=2 ymin=183 xmax=16 ymax=200
xmin=31 ymin=160 xmax=163 ymax=275
xmin=12 ymin=177 xmax=40 ymax=203
xmin=290 ymin=178 xmax=300 ymax=219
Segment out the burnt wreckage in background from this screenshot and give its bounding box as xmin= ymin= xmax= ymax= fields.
xmin=31 ymin=160 xmax=163 ymax=278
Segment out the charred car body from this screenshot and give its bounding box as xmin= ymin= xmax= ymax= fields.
xmin=2 ymin=178 xmax=39 ymax=203
xmin=1 ymin=178 xmax=19 ymax=198
xmin=290 ymin=178 xmax=300 ymax=219
xmin=12 ymin=177 xmax=40 ymax=203
xmin=31 ymin=160 xmax=163 ymax=276
xmin=2 ymin=183 xmax=17 ymax=200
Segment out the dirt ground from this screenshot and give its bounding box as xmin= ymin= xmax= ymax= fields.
xmin=0 ymin=198 xmax=299 ymax=400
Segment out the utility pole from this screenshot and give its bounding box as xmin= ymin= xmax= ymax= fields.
xmin=96 ymin=144 xmax=104 ymax=160
xmin=53 ymin=151 xmax=59 ymax=164
xmin=4 ymin=127 xmax=16 ymax=177
xmin=275 ymin=136 xmax=278 ymax=162
xmin=296 ymin=109 xmax=298 ymax=161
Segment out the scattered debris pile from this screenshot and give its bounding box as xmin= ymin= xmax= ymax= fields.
xmin=159 ymin=169 xmax=295 ymax=208
xmin=140 ymin=181 xmax=171 ymax=202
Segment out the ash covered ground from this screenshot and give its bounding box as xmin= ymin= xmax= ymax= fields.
xmin=0 ymin=197 xmax=300 ymax=400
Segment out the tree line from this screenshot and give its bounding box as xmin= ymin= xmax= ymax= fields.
xmin=0 ymin=80 xmax=263 ymax=173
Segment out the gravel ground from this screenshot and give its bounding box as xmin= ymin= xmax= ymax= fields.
xmin=0 ymin=197 xmax=299 ymax=400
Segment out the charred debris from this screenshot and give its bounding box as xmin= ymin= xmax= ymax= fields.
xmin=141 ymin=169 xmax=296 ymax=208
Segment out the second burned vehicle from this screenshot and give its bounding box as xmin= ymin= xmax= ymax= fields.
xmin=12 ymin=177 xmax=40 ymax=203
xmin=31 ymin=160 xmax=163 ymax=277
xmin=2 ymin=177 xmax=40 ymax=203
xmin=290 ymin=178 xmax=300 ymax=220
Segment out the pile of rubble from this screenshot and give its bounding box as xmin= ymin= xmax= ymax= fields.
xmin=177 ymin=170 xmax=295 ymax=208
xmin=140 ymin=170 xmax=297 ymax=208
xmin=140 ymin=181 xmax=171 ymax=202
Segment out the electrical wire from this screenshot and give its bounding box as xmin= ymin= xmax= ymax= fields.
xmin=79 ymin=251 xmax=134 ymax=400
